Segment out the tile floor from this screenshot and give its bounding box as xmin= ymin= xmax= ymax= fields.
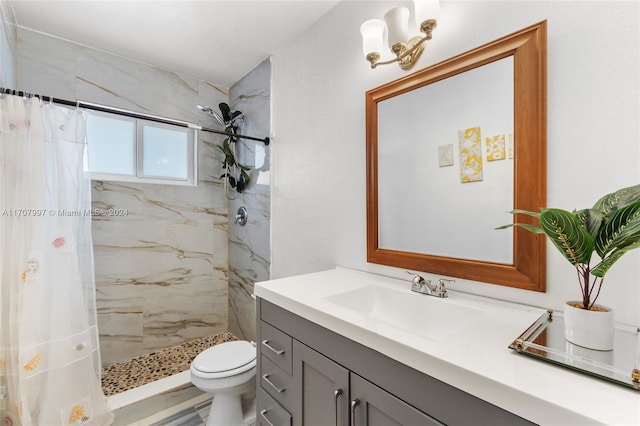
xmin=134 ymin=394 xmax=256 ymax=426
xmin=147 ymin=397 xmax=211 ymax=426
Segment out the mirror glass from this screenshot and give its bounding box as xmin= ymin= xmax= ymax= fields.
xmin=378 ymin=57 xmax=514 ymax=263
xmin=366 ymin=22 xmax=547 ymax=291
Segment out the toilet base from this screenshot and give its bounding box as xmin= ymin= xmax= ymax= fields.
xmin=205 ymin=392 xmax=256 ymax=426
xmin=189 ymin=340 xmax=257 ymax=426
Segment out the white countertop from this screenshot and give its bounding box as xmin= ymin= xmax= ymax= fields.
xmin=254 ymin=267 xmax=640 ymax=425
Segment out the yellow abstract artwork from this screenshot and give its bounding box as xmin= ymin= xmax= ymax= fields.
xmin=486 ymin=134 xmax=506 ymax=161
xmin=458 ymin=127 xmax=483 ymax=183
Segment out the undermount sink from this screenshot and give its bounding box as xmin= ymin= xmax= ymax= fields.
xmin=325 ymin=284 xmax=485 ymax=341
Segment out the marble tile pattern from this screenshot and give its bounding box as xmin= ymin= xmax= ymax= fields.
xmin=17 ymin=27 xmax=234 ymax=364
xmin=0 ymin=1 xmax=16 ymax=87
xmin=228 ymin=59 xmax=272 ymax=342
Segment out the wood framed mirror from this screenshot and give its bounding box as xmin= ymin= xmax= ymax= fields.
xmin=366 ymin=21 xmax=547 ymax=291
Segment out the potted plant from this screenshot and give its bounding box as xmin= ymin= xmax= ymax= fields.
xmin=215 ymin=103 xmax=251 ymax=196
xmin=497 ymin=184 xmax=640 ymax=350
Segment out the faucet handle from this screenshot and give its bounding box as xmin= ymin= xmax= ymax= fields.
xmin=435 ymin=278 xmax=454 ymax=297
xmin=406 ymin=272 xmax=425 ymax=292
xmin=407 ymin=271 xmax=424 ymax=287
xmin=407 ymin=272 xmax=435 ymax=295
xmin=412 ymin=277 xmax=424 ymax=292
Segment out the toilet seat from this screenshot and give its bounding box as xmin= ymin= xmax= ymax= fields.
xmin=191 ymin=340 xmax=256 ymax=379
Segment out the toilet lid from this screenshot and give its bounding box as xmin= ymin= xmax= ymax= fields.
xmin=192 ymin=340 xmax=256 ymax=374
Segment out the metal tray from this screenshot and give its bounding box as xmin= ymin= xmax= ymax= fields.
xmin=509 ymin=310 xmax=640 ymax=390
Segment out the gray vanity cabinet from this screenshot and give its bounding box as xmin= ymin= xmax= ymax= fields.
xmin=350 ymin=373 xmax=443 ymax=426
xmin=293 ymin=341 xmax=349 ymax=426
xmin=257 ymin=298 xmax=534 ymax=426
xmin=293 ymin=338 xmax=441 ymax=426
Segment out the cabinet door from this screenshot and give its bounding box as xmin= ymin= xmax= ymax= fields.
xmin=350 ymin=373 xmax=444 ymax=426
xmin=293 ymin=340 xmax=350 ymax=426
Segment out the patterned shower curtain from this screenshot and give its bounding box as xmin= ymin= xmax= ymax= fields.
xmin=0 ymin=94 xmax=113 ymax=425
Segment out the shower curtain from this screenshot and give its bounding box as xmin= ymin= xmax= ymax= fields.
xmin=0 ymin=94 xmax=113 ymax=425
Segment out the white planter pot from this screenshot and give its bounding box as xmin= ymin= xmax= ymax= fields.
xmin=563 ymin=301 xmax=614 ymax=351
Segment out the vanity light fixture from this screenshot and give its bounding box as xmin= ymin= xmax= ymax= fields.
xmin=360 ymin=0 xmax=439 ymax=70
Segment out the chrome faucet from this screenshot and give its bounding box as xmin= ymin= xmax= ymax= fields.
xmin=407 ymin=272 xmax=449 ymax=298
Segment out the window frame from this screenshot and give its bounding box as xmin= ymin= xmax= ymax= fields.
xmin=84 ymin=109 xmax=198 ymax=186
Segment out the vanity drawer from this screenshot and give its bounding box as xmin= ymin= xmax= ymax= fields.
xmin=258 ymin=387 xmax=292 ymax=426
xmin=260 ymin=321 xmax=293 ymax=374
xmin=260 ymin=354 xmax=294 ymax=411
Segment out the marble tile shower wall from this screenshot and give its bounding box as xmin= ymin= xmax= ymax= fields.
xmin=228 ymin=59 xmax=271 ymax=341
xmin=17 ymin=28 xmax=232 ymax=364
xmin=0 ymin=0 xmax=16 ymax=86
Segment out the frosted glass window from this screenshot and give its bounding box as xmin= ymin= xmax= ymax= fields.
xmin=84 ymin=110 xmax=197 ymax=186
xmin=142 ymin=124 xmax=188 ymax=179
xmin=86 ymin=114 xmax=135 ymax=175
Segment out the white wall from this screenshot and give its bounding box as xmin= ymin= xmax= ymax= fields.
xmin=271 ymin=1 xmax=640 ymax=326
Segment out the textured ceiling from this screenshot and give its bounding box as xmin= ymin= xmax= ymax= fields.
xmin=8 ymin=0 xmax=340 ymax=88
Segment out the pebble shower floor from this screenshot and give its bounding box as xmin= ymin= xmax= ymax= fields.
xmin=101 ymin=332 xmax=238 ymax=396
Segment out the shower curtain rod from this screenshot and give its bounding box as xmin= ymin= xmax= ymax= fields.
xmin=0 ymin=88 xmax=270 ymax=145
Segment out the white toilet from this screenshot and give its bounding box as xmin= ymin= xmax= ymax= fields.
xmin=190 ymin=340 xmax=257 ymax=426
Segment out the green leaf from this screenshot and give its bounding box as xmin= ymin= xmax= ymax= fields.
xmin=594 ymin=200 xmax=640 ymax=258
xmin=228 ymin=126 xmax=239 ymax=142
xmin=539 ymin=208 xmax=594 ymax=265
xmin=592 ymin=184 xmax=640 ymax=221
xmin=574 ymin=208 xmax=603 ymax=240
xmin=508 ymin=209 xmax=542 ymax=218
xmin=219 ymin=103 xmax=231 ymax=122
xmin=592 ymin=240 xmax=640 ymax=277
xmin=495 ymin=223 xmax=545 ymax=233
xmin=495 ymin=209 xmax=542 ymax=230
xmin=237 ymin=176 xmax=246 ymax=193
